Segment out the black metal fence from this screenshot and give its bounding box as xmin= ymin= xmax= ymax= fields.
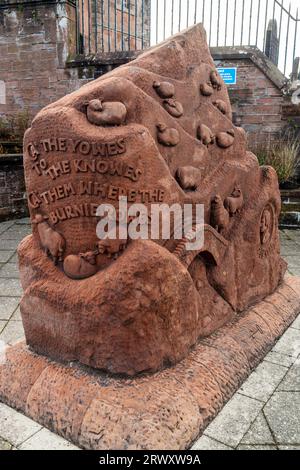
xmin=75 ymin=0 xmax=300 ymax=78
xmin=75 ymin=1 xmax=151 ymax=55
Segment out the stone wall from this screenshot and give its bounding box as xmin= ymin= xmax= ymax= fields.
xmin=0 ymin=0 xmax=90 ymax=119
xmin=0 ymin=155 xmax=27 ymax=220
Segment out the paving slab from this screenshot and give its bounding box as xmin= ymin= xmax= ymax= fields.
xmin=237 ymin=444 xmax=276 ymax=450
xmin=0 ymin=322 xmax=24 ymax=345
xmin=0 ymin=227 xmax=31 ymax=240
xmin=264 ymin=392 xmax=300 ymax=445
xmin=10 ymin=307 xmax=21 ymax=322
xmin=278 ymin=445 xmax=300 ymax=450
xmin=0 ymin=437 xmax=12 ymax=450
xmin=0 ymin=264 xmax=21 ymax=279
xmin=8 ymin=253 xmax=17 ymax=263
xmin=0 ymin=240 xmax=21 ymax=251
xmin=0 ymin=279 xmax=23 ymax=297
xmin=0 ymin=222 xmax=15 ymax=235
xmin=15 ymin=218 xmax=30 ymax=225
xmin=0 ymin=403 xmax=42 ymax=447
xmin=0 ymin=321 xmax=7 ymax=334
xmin=191 ymin=435 xmax=232 ymax=450
xmin=272 ymin=328 xmax=300 ymax=358
xmin=0 ymin=297 xmax=20 ymax=320
xmin=239 ymin=361 xmax=288 ymax=403
xmin=264 ymin=351 xmax=296 ymax=368
xmin=0 ymin=252 xmax=14 ymax=263
xmin=240 ymin=412 xmax=276 ymax=446
xmin=204 ymin=393 xmax=263 ymax=448
xmin=291 ymin=315 xmax=300 ymax=330
xmin=18 ymin=428 xmax=80 ymax=450
xmin=278 ymin=361 xmax=300 ymax=392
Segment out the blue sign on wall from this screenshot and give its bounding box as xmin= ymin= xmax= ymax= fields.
xmin=217 ymin=67 xmax=237 ymax=85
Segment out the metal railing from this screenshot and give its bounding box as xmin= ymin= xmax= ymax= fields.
xmin=75 ymin=0 xmax=300 ymax=78
xmin=75 ymin=0 xmax=151 ymax=54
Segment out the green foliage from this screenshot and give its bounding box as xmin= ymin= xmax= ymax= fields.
xmin=251 ymin=133 xmax=300 ymax=184
xmin=0 ymin=109 xmax=31 ymax=142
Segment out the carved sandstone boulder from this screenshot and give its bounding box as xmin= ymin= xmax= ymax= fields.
xmin=19 ymin=24 xmax=286 ymax=376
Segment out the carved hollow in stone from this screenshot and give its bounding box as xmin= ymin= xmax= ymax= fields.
xmin=216 ymin=130 xmax=235 ymax=148
xmin=163 ymin=99 xmax=184 ymax=118
xmin=210 ymin=195 xmax=230 ymax=234
xmin=224 ymin=188 xmax=244 ymax=216
xmin=153 ymin=81 xmax=175 ymax=98
xmin=63 ymin=251 xmax=98 ymax=280
xmin=87 ymin=99 xmax=127 ymax=126
xmin=98 ymin=235 xmax=128 ymax=259
xmin=176 ymin=166 xmax=201 ymax=191
xmin=157 ymin=123 xmax=180 ymax=146
xmin=197 ymin=123 xmax=215 ymax=146
xmin=32 ymin=214 xmax=65 ymax=265
xmin=260 ymin=204 xmax=275 ymax=246
xmin=200 ymin=82 xmax=214 ymax=96
xmin=210 ymin=69 xmax=223 ymax=90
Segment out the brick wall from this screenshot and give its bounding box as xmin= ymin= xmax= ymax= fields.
xmin=212 ymin=47 xmax=287 ymax=144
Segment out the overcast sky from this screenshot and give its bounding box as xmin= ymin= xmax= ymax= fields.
xmin=150 ymin=0 xmax=300 ymax=77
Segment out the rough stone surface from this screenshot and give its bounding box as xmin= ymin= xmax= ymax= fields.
xmin=239 ymin=361 xmax=288 ymax=403
xmin=19 ymin=24 xmax=286 ymax=376
xmin=264 ymin=392 xmax=300 ymax=445
xmin=240 ymin=412 xmax=276 ymax=446
xmin=0 ymin=276 xmax=299 ymax=450
xmin=0 ymin=403 xmax=42 ymax=447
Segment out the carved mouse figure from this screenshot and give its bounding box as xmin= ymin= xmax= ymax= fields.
xmin=200 ymin=82 xmax=214 ymax=96
xmin=163 ymin=99 xmax=184 ymax=118
xmin=157 ymin=123 xmax=180 ymax=147
xmin=211 ymin=195 xmax=230 ymax=234
xmin=87 ymin=99 xmax=127 ymax=126
xmin=197 ymin=124 xmax=215 ymax=146
xmin=210 ymin=70 xmax=223 ymax=90
xmin=32 ymin=214 xmax=66 ymax=264
xmin=63 ymin=251 xmax=98 ymax=280
xmin=224 ymin=188 xmax=244 ymax=216
xmin=153 ymin=81 xmax=175 ymax=99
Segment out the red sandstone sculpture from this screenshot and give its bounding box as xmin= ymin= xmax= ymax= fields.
xmin=18 ymin=24 xmax=286 ymax=376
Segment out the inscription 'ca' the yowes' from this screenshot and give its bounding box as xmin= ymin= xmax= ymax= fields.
xmin=27 ymin=137 xmax=127 ymax=177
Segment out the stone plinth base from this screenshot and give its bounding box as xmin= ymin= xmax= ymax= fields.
xmin=1 ymin=276 xmax=300 ymax=450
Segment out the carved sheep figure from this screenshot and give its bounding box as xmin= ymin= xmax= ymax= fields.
xmin=216 ymin=129 xmax=235 ymax=148
xmin=157 ymin=123 xmax=180 ymax=147
xmin=153 ymin=81 xmax=175 ymax=98
xmin=200 ymin=82 xmax=214 ymax=96
xmin=197 ymin=124 xmax=215 ymax=146
xmin=211 ymin=195 xmax=230 ymax=234
xmin=213 ymin=99 xmax=228 ymax=116
xmin=87 ymin=99 xmax=127 ymax=126
xmin=224 ymin=188 xmax=244 ymax=216
xmin=163 ymin=99 xmax=184 ymax=118
xmin=32 ymin=214 xmax=66 ymax=264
